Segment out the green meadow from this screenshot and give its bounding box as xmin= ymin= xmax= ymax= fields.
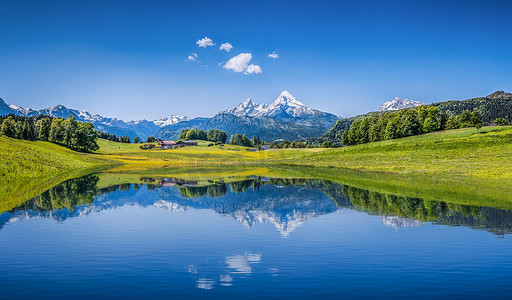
xmin=273 ymin=126 xmax=512 ymax=178
xmin=0 ymin=136 xmax=115 ymax=211
xmin=2 ymin=126 xmax=512 ymax=212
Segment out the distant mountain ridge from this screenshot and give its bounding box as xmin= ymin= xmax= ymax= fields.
xmin=379 ymin=97 xmax=425 ymax=112
xmin=155 ymin=91 xmax=339 ymax=141
xmin=223 ymin=91 xmax=329 ymax=118
xmin=0 ymin=90 xmax=339 ymax=142
xmin=0 ymin=97 xmax=187 ymax=140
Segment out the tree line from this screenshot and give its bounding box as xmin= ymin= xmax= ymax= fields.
xmin=97 ymin=131 xmax=132 ymax=143
xmin=342 ymin=106 xmax=482 ymax=145
xmin=433 ymin=93 xmax=512 ymax=125
xmin=0 ymin=114 xmax=99 ymax=152
xmin=178 ymin=128 xmax=228 ymax=144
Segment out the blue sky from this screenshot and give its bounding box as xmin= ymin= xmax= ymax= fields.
xmin=0 ymin=0 xmax=511 ymax=120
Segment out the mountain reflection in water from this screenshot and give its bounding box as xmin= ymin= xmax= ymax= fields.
xmin=2 ymin=174 xmax=512 ymax=236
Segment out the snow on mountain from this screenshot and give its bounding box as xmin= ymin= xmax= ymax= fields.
xmin=0 ymin=97 xmax=188 ymax=140
xmin=1 ymin=90 xmax=340 ymax=142
xmin=152 ymin=115 xmax=190 ymax=127
xmin=258 ymin=90 xmax=317 ymax=118
xmin=379 ymin=97 xmax=425 ymax=112
xmin=222 ymin=90 xmax=338 ymax=121
xmin=156 ymin=90 xmax=340 ymax=141
xmin=222 ymin=98 xmax=269 ymax=117
xmin=0 ymin=98 xmax=18 ymax=116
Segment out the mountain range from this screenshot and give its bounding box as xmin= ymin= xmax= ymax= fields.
xmin=155 ymin=91 xmax=340 ymax=141
xmin=0 ymin=90 xmax=339 ymax=141
xmin=0 ymin=97 xmax=188 ymax=140
xmin=5 ymin=91 xmax=507 ymax=143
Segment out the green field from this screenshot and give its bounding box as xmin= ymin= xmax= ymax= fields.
xmin=2 ymin=126 xmax=512 ymax=212
xmin=95 ymin=126 xmax=512 ymax=179
xmin=274 ymin=126 xmax=512 ymax=178
xmin=95 ymin=139 xmax=321 ymax=171
xmin=0 ymin=136 xmax=114 ymax=211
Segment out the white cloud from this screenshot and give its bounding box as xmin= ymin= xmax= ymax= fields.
xmin=196 ymin=37 xmax=214 ymax=47
xmin=187 ymin=52 xmax=198 ymax=61
xmin=223 ymin=53 xmax=262 ymax=75
xmin=267 ymin=52 xmax=279 ymax=59
xmin=223 ymin=53 xmax=252 ymax=72
xmin=220 ymin=42 xmax=233 ymax=52
xmin=245 ymin=64 xmax=262 ymax=74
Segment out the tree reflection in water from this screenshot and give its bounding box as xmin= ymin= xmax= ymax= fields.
xmin=2 ymin=174 xmax=512 ymax=235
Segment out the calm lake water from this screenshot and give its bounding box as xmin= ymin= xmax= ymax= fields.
xmin=1 ymin=174 xmax=512 ymax=299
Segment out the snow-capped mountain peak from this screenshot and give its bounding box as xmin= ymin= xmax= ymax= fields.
xmin=272 ymin=90 xmax=306 ymax=107
xmin=221 ymin=98 xmax=268 ymax=117
xmin=242 ymin=98 xmax=253 ymax=106
xmin=222 ymin=90 xmax=332 ymax=119
xmin=263 ymin=91 xmax=316 ymax=118
xmin=218 ymin=90 xmax=339 ymax=131
xmin=379 ymin=97 xmax=425 ymax=112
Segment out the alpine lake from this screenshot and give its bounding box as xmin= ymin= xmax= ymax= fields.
xmin=1 ymin=166 xmax=512 ymax=299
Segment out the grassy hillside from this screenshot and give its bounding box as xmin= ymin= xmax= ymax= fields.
xmin=0 ymin=136 xmax=112 ymax=211
xmin=274 ymin=126 xmax=512 ymax=178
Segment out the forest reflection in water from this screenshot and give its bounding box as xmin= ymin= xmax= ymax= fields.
xmin=2 ymin=173 xmax=512 ymax=236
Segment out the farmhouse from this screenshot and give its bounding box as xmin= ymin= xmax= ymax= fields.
xmin=158 ymin=140 xmax=198 ymax=149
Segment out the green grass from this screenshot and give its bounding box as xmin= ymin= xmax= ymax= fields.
xmin=97 ymin=127 xmax=512 ymax=180
xmin=271 ymin=126 xmax=512 ymax=178
xmin=94 ymin=139 xmax=321 ymax=171
xmin=0 ymin=136 xmax=115 ymax=211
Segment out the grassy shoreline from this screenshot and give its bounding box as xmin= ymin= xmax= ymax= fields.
xmin=0 ymin=136 xmax=118 ymax=211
